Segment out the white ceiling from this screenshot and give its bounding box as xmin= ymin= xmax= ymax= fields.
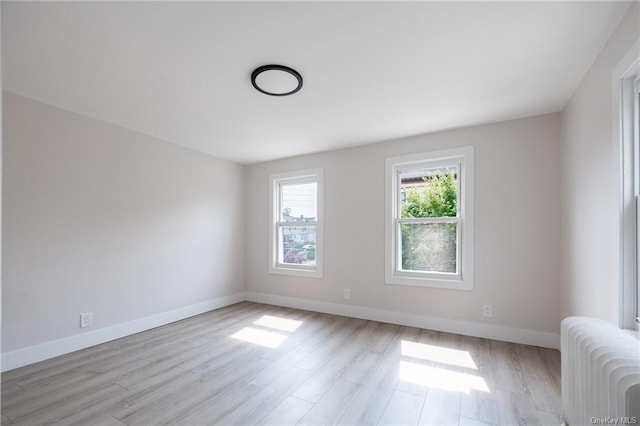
xmin=2 ymin=1 xmax=632 ymax=164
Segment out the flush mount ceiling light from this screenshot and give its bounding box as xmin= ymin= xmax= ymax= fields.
xmin=251 ymin=65 xmax=303 ymax=96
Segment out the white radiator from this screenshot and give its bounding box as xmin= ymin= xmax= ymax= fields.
xmin=561 ymin=317 xmax=640 ymax=425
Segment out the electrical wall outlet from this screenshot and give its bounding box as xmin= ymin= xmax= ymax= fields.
xmin=482 ymin=304 xmax=493 ymax=318
xmin=80 ymin=312 xmax=93 ymax=328
xmin=343 ymin=289 xmax=351 ymax=300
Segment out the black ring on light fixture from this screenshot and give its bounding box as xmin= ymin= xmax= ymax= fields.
xmin=251 ymin=64 xmax=303 ymax=96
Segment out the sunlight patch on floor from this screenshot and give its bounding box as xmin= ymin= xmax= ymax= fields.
xmin=399 ymin=360 xmax=490 ymax=394
xmin=231 ymin=327 xmax=288 ymax=348
xmin=401 ymin=340 xmax=477 ymax=370
xmin=254 ymin=315 xmax=303 ymax=332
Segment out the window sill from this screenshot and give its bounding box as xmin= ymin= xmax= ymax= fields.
xmin=385 ymin=274 xmax=473 ymax=291
xmin=623 ymin=326 xmax=640 ymax=341
xmin=269 ymin=266 xmax=323 ymax=279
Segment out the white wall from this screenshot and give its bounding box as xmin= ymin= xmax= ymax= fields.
xmin=2 ymin=92 xmax=245 ymax=354
xmin=246 ymin=113 xmax=562 ymax=337
xmin=560 ymin=3 xmax=640 ymax=324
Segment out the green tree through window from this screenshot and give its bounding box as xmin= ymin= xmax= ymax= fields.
xmin=400 ymin=169 xmax=458 ymax=272
xmin=401 ymin=170 xmax=457 ymax=218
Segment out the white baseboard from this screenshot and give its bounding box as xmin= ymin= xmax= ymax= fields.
xmin=245 ymin=291 xmax=561 ymax=350
xmin=1 ymin=292 xmax=247 ymax=372
xmin=2 ymin=290 xmax=560 ymax=372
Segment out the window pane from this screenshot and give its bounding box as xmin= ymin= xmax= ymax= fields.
xmin=400 ymin=166 xmax=458 ymax=218
xmin=281 ymin=182 xmax=317 ymax=221
xmin=401 ymin=223 xmax=457 ymax=273
xmin=278 ymin=225 xmax=317 ymax=266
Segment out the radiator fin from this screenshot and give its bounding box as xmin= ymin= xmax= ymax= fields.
xmin=561 ymin=317 xmax=640 ymax=425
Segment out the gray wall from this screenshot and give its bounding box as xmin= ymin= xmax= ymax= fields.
xmin=246 ymin=113 xmax=562 ymax=334
xmin=2 ymin=93 xmax=245 ymax=352
xmin=6 ymin=2 xmax=637 ymax=355
xmin=560 ymin=3 xmax=640 ymax=324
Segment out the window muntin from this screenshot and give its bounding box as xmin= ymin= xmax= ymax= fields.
xmin=386 ymin=147 xmax=473 ymax=290
xmin=270 ymin=169 xmax=323 ymax=278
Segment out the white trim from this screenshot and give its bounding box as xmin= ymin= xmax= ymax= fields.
xmin=613 ymin=36 xmax=640 ymax=331
xmin=0 ymin=5 xmax=4 ymax=373
xmin=385 ymin=146 xmax=474 ymax=290
xmin=1 ymin=292 xmax=247 ymax=372
xmin=269 ymin=168 xmax=324 ymax=279
xmin=245 ymin=292 xmax=560 ymax=350
xmin=398 ymin=217 xmax=459 ymax=224
xmin=3 ymin=290 xmax=561 ymax=372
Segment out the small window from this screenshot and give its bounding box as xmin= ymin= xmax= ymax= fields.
xmin=269 ymin=168 xmax=323 ymax=278
xmin=386 ymin=147 xmax=474 ymax=290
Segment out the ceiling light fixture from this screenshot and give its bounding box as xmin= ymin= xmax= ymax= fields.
xmin=251 ymin=65 xmax=303 ymax=96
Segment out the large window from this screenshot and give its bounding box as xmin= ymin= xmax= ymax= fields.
xmin=269 ymin=168 xmax=323 ymax=278
xmin=618 ymin=45 xmax=640 ymax=331
xmin=386 ymin=147 xmax=473 ymax=290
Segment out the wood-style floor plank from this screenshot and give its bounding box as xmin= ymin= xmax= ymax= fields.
xmin=377 ymin=390 xmax=424 ymax=426
xmin=212 ymin=366 xmax=314 ymax=425
xmin=419 ymin=388 xmax=461 ymax=426
xmin=258 ymin=395 xmax=314 ymax=426
xmin=460 ymin=390 xmax=500 ymax=425
xmin=337 ymin=383 xmax=393 ymax=426
xmin=297 ymin=379 xmax=361 ymax=425
xmin=496 ymin=389 xmax=543 ymax=426
xmin=291 ymin=320 xmax=380 ymax=403
xmin=1 ymin=301 xmax=561 ymax=425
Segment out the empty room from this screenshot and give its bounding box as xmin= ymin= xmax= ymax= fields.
xmin=1 ymin=1 xmax=639 ymax=425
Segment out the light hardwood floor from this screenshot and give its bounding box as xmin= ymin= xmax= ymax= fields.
xmin=1 ymin=302 xmax=562 ymax=425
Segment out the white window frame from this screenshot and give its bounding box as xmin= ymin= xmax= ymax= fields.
xmin=635 ymin=76 xmax=640 ymax=330
xmin=615 ymin=38 xmax=640 ymax=333
xmin=269 ymin=168 xmax=323 ymax=279
xmin=385 ymin=146 xmax=474 ymax=290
